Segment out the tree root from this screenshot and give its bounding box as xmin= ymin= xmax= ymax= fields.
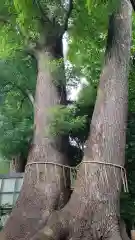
xmin=31 ymin=210 xmax=69 ymax=240
xmin=31 ymin=208 xmax=128 ymax=240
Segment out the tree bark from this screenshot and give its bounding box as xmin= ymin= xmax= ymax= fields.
xmin=10 ymin=155 xmax=27 ymax=173
xmin=33 ymin=0 xmax=132 ymax=240
xmin=1 ymin=38 xmax=70 ymax=240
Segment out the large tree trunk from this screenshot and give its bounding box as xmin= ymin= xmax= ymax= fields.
xmin=1 ymin=38 xmax=70 ymax=239
xmin=33 ymin=1 xmax=132 ymax=240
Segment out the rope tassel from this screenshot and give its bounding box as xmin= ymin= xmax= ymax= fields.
xmin=25 ymin=160 xmax=129 ymax=193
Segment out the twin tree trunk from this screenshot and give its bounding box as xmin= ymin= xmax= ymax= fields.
xmin=1 ymin=38 xmax=70 ymax=239
xmin=32 ymin=0 xmax=132 ymax=240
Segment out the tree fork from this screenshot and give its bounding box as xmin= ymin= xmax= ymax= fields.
xmin=32 ymin=0 xmax=132 ymax=239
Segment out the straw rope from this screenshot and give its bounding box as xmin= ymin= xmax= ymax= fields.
xmin=25 ymin=160 xmax=129 ymax=192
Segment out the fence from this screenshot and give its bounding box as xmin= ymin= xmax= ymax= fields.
xmin=0 ymin=172 xmax=24 ymax=228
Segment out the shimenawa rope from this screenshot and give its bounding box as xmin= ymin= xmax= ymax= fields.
xmin=25 ymin=160 xmax=129 ymax=192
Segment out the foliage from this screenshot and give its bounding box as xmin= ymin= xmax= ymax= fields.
xmin=49 ymin=105 xmax=87 ymax=136
xmin=0 ymin=160 xmax=10 ymax=174
xmin=86 ymin=0 xmax=119 ymax=13
xmin=0 ymin=55 xmax=36 ymax=159
xmin=0 ymin=0 xmax=71 ymax=58
xmin=68 ymin=0 xmax=108 ymax=85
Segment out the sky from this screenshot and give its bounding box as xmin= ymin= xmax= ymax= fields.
xmin=63 ymin=33 xmax=87 ymax=101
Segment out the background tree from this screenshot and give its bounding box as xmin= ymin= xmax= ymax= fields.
xmin=31 ymin=0 xmax=133 ymax=239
